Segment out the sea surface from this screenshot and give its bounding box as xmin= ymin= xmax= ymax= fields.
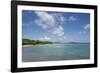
xmin=22 ymin=43 xmax=90 ymax=62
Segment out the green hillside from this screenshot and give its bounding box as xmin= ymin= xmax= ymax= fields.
xmin=22 ymin=39 xmax=53 ymax=45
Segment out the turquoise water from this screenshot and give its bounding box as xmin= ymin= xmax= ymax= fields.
xmin=22 ymin=44 xmax=90 ymax=62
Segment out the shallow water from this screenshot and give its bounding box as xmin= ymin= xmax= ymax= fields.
xmin=22 ymin=43 xmax=90 ymax=62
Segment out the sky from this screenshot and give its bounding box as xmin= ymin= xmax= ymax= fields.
xmin=22 ymin=10 xmax=90 ymax=42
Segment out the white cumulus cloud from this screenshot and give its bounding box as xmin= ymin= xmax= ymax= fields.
xmin=53 ymin=26 xmax=64 ymax=36
xmin=34 ymin=11 xmax=65 ymax=37
xmin=35 ymin=11 xmax=55 ymax=29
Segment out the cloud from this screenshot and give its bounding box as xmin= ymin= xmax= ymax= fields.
xmin=58 ymin=36 xmax=66 ymax=41
xmin=84 ymin=24 xmax=90 ymax=30
xmin=52 ymin=26 xmax=64 ymax=36
xmin=22 ymin=11 xmax=32 ymax=17
xmin=44 ymin=36 xmax=51 ymax=40
xmin=52 ymin=13 xmax=65 ymax=25
xmin=34 ymin=11 xmax=65 ymax=37
xmin=35 ymin=11 xmax=55 ymax=29
xmin=40 ymin=36 xmax=51 ymax=41
xmin=63 ymin=36 xmax=66 ymax=39
xmin=68 ymin=16 xmax=76 ymax=21
xmin=79 ymin=24 xmax=90 ymax=34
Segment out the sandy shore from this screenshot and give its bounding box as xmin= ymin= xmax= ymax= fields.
xmin=22 ymin=45 xmax=34 ymax=48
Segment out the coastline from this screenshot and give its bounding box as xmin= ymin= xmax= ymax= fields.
xmin=22 ymin=45 xmax=33 ymax=48
xmin=22 ymin=43 xmax=89 ymax=48
xmin=22 ymin=44 xmax=53 ymax=48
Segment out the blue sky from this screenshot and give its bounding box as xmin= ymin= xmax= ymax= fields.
xmin=22 ymin=10 xmax=90 ymax=42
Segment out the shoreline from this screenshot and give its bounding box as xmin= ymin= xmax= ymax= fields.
xmin=22 ymin=44 xmax=53 ymax=48
xmin=22 ymin=45 xmax=34 ymax=48
xmin=22 ymin=43 xmax=89 ymax=48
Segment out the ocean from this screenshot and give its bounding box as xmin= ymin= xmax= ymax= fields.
xmin=22 ymin=43 xmax=90 ymax=62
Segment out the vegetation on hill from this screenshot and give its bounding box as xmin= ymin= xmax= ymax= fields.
xmin=22 ymin=39 xmax=53 ymax=45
